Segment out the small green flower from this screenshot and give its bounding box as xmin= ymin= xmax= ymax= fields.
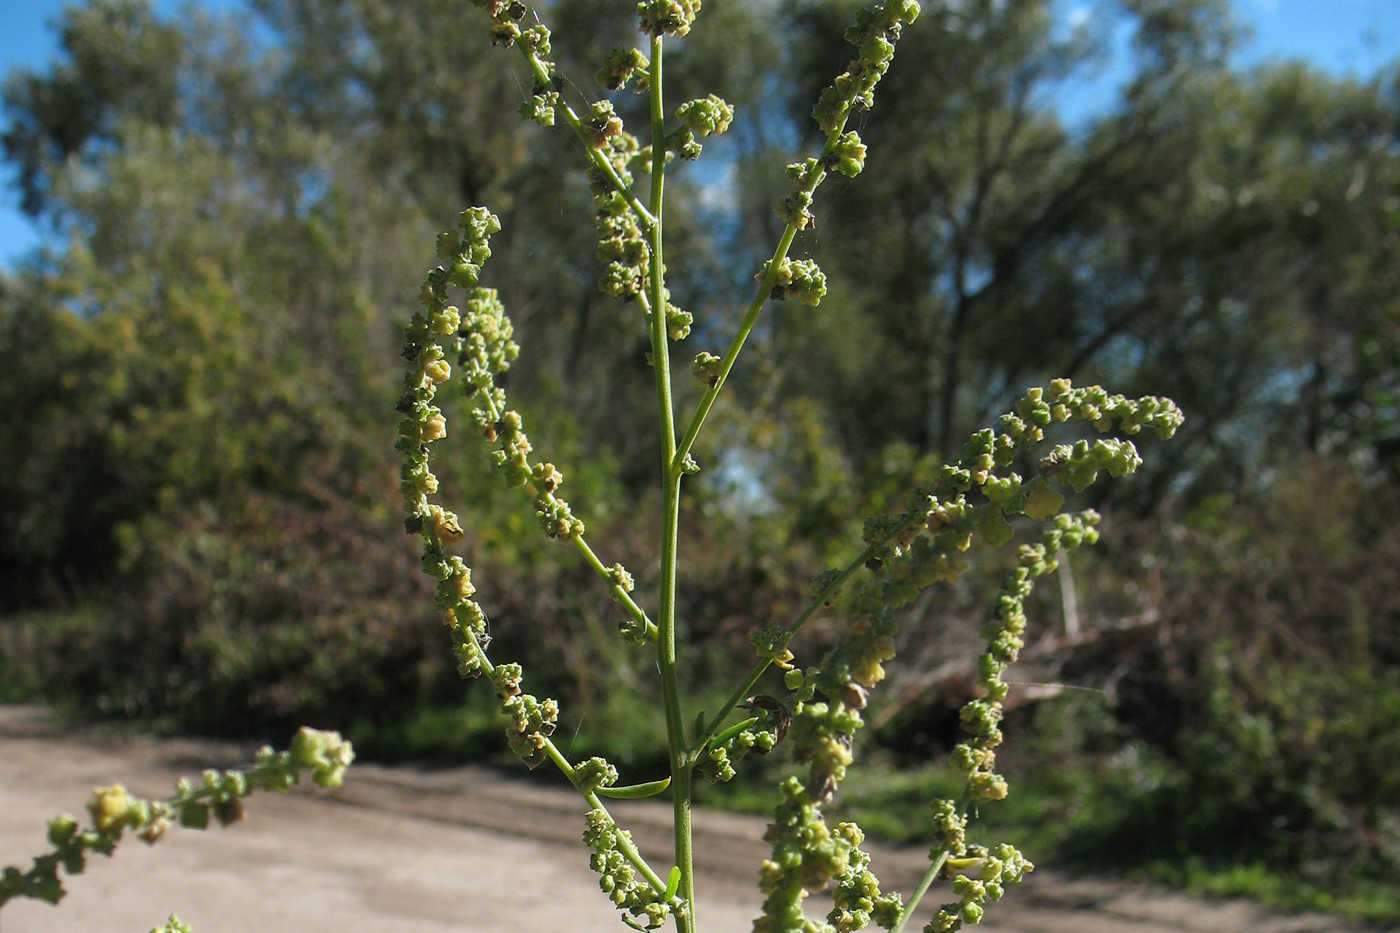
xmin=692 ymin=351 xmax=722 ymax=387
xmin=86 ymin=785 xmax=132 ymax=834
xmin=676 ymin=94 xmax=733 ymax=137
xmin=598 ymin=47 xmax=649 ymax=91
xmin=824 ymin=131 xmax=867 ymax=177
xmin=637 ymin=0 xmax=701 ymax=36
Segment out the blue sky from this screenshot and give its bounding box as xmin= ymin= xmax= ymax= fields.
xmin=0 ymin=0 xmax=1396 ymax=270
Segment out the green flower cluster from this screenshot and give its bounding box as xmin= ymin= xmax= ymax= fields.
xmin=638 ymin=0 xmax=702 ymax=37
xmin=664 ymin=299 xmax=694 ymax=340
xmin=586 ymin=100 xmax=626 ymax=148
xmin=829 ymin=830 xmax=903 ymax=932
xmin=478 ymin=0 xmax=552 ymax=57
xmin=700 ymin=724 xmax=777 ymax=783
xmin=763 ymin=256 xmax=828 ymax=307
xmin=468 ymin=0 xmax=558 ymax=123
xmin=692 ymin=350 xmax=723 ymax=388
xmin=0 ymin=729 xmax=353 ymax=907
xmin=752 ymin=381 xmax=1180 ymax=931
xmin=574 ymin=756 xmax=620 ymax=794
xmin=469 ymin=0 xmax=654 ymax=266
xmin=778 ymin=158 xmax=824 ymax=232
xmin=752 ymin=622 xmax=797 ymax=670
xmin=822 ymin=132 xmax=868 ymax=178
xmin=398 ymin=207 xmax=579 ymax=769
xmin=812 ymin=0 xmax=921 ymax=134
xmin=755 ymin=779 xmax=898 ymax=933
xmin=951 ymin=519 xmax=1099 ymax=806
xmin=149 ymin=915 xmax=193 ymax=933
xmin=401 ymin=210 xmax=585 ymax=564
xmin=597 ymin=196 xmax=649 ymax=300
xmin=583 ymin=809 xmax=677 ymax=930
xmin=667 ymin=94 xmax=734 ymax=161
xmin=776 ymin=0 xmax=920 ymax=231
xmin=598 ymin=47 xmax=650 ymax=92
xmin=789 ymin=695 xmax=866 ymax=803
xmin=491 ymin=662 xmax=560 ymax=769
xmin=677 ymin=95 xmax=733 ymax=137
xmin=585 ymin=112 xmax=652 ymax=303
xmin=699 ymin=697 xmax=783 ymax=783
xmin=926 ymin=844 xmax=1034 ymax=932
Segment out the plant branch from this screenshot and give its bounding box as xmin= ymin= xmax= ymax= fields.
xmin=573 ymin=535 xmax=658 ymax=642
xmin=890 ymin=847 xmax=951 ymax=933
xmin=462 ymin=627 xmax=668 ymax=895
xmin=473 ymin=380 xmax=657 ymax=641
xmin=671 ymin=222 xmax=797 ymax=476
xmin=642 ymin=32 xmax=696 ymax=933
xmin=519 ymin=50 xmax=656 ymax=230
xmin=671 ymin=120 xmax=863 ymax=474
xmin=688 ymin=511 xmax=922 ymax=761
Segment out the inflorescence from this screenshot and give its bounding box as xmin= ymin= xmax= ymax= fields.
xmin=750 ymin=381 xmax=1181 ymax=931
xmin=395 ymin=1 xmax=1186 ymax=930
xmin=1 ymin=728 xmax=353 ymax=908
xmin=398 ymin=207 xmax=572 ymax=762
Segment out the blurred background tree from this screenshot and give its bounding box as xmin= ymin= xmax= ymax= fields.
xmin=0 ymin=0 xmax=1395 ymax=921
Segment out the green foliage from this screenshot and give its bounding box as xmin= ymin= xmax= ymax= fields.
xmin=35 ymin=480 xmax=444 ymax=736
xmin=1062 ymin=458 xmax=1400 ymax=887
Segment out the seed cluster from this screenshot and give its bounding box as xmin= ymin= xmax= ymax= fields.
xmin=398 ymin=207 xmax=576 ymax=765
xmin=753 ymin=381 xmax=1181 ymax=930
xmin=0 ymin=729 xmax=353 ymax=908
xmin=777 ymin=0 xmax=921 ymax=235
xmin=583 ymin=809 xmax=679 ymax=930
xmin=927 ymin=844 xmax=1035 ymax=932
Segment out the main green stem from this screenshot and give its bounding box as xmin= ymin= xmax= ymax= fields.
xmin=645 ymin=32 xmax=696 ymax=933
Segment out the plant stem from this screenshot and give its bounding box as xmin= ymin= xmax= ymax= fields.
xmin=572 ymin=536 xmax=658 ymax=641
xmin=671 ymin=113 xmax=862 ymax=472
xmin=890 ymin=848 xmax=950 ymax=933
xmin=462 ymin=627 xmax=667 ymax=894
xmin=672 ymin=223 xmax=797 ymax=473
xmin=643 ymin=32 xmax=696 ymax=933
xmin=892 ymin=791 xmax=973 ymax=933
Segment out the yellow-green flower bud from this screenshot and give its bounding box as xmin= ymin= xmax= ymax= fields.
xmin=431 ymin=506 xmax=465 ymax=546
xmin=430 ymin=306 xmax=461 ymax=335
xmin=423 ymin=358 xmax=452 ymax=385
xmin=87 ymin=785 xmax=132 ymax=833
xmin=421 ymin=412 xmax=447 ymax=443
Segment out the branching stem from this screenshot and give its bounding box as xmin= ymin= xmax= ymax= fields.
xmin=643 ymin=32 xmax=696 ymax=933
xmin=671 ymin=120 xmax=860 ymax=473
xmin=462 ymin=627 xmax=668 ymax=895
xmin=689 ymin=510 xmax=923 ymax=760
xmin=520 ymin=50 xmax=656 ymax=230
xmin=472 ymin=383 xmax=657 ymax=641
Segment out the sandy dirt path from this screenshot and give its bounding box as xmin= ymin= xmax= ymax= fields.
xmin=0 ymin=707 xmax=1363 ymax=933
